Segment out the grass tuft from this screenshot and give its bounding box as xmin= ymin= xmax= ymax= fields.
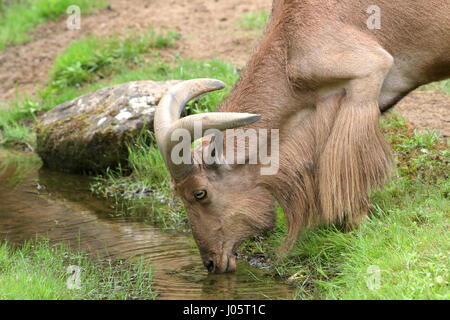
xmin=237 ymin=11 xmax=270 ymax=31
xmin=0 ymin=239 xmax=157 ymax=300
xmin=419 ymin=79 xmax=450 ymax=94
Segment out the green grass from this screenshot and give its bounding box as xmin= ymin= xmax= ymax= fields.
xmin=420 ymin=79 xmax=450 ymax=94
xmin=0 ymin=99 xmax=40 ymax=147
xmin=321 ymin=188 xmax=448 ymax=299
xmin=273 ymin=177 xmax=449 ymax=299
xmin=0 ymin=0 xmax=108 ymax=50
xmin=46 ymin=30 xmax=180 ymax=92
xmin=237 ymin=11 xmax=270 ymax=31
xmin=35 ymin=57 xmax=236 ymax=119
xmin=0 ymin=239 xmax=157 ymax=300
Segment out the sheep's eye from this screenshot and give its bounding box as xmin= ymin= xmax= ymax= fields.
xmin=193 ymin=190 xmax=207 ymax=201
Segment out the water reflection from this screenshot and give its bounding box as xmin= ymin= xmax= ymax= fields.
xmin=0 ymin=149 xmax=294 ymax=300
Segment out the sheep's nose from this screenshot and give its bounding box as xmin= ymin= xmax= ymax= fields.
xmin=204 ymin=259 xmax=215 ymax=273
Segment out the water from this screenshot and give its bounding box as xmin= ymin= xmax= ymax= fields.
xmin=0 ymin=149 xmax=294 ymax=300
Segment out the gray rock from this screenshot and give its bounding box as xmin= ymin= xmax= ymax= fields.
xmin=35 ymin=80 xmax=181 ymax=174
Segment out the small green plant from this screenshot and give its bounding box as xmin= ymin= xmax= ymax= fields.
xmin=237 ymin=11 xmax=270 ymax=31
xmin=0 ymin=97 xmax=50 ymax=147
xmin=0 ymin=0 xmax=108 ymax=50
xmin=0 ymin=121 xmax=33 ymax=147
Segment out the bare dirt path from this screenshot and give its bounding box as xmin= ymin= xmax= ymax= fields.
xmin=0 ymin=0 xmax=448 ymax=136
xmin=0 ymin=0 xmax=271 ymax=102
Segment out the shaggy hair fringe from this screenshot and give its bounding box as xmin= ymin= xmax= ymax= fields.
xmin=261 ymin=93 xmax=393 ymax=249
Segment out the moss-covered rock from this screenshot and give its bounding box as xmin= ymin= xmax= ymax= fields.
xmin=35 ymin=80 xmax=181 ymax=174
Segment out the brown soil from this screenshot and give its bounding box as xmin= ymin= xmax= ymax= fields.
xmin=393 ymin=91 xmax=450 ymax=138
xmin=0 ymin=0 xmax=448 ymax=136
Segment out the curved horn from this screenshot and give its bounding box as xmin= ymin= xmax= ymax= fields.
xmin=154 ymin=78 xmax=260 ymax=181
